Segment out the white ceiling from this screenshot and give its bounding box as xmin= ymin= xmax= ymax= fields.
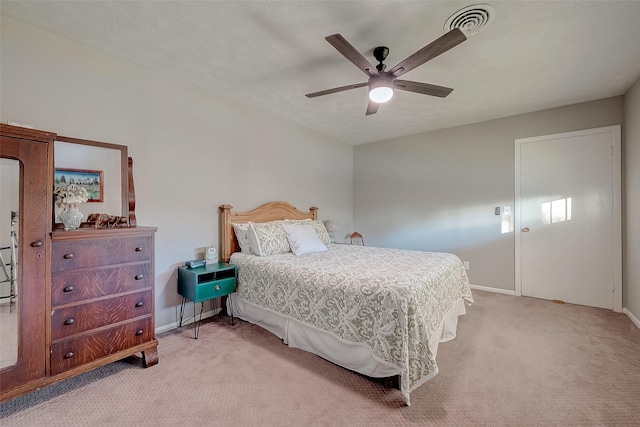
xmin=2 ymin=1 xmax=640 ymax=145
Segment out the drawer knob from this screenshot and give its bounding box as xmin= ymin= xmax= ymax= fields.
xmin=31 ymin=240 xmax=43 ymax=248
xmin=63 ymin=286 xmax=75 ymax=293
xmin=135 ymin=329 xmax=144 ymax=336
xmin=64 ymin=352 xmax=74 ymax=359
xmin=135 ymin=247 xmax=143 ymax=252
xmin=64 ymin=318 xmax=75 ymax=326
xmin=135 ymin=301 xmax=144 ymax=308
xmin=63 ymin=253 xmax=74 ymax=259
xmin=135 ymin=274 xmax=144 ymax=280
xmin=215 ymin=285 xmax=221 ymax=291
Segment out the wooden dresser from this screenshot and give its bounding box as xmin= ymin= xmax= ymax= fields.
xmin=50 ymin=227 xmax=158 ymax=375
xmin=0 ymin=124 xmax=158 ymax=402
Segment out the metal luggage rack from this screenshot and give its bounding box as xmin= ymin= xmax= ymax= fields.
xmin=0 ymin=211 xmax=18 ymax=311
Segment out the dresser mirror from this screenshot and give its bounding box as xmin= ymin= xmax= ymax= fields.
xmin=54 ymin=136 xmax=129 ymax=227
xmin=0 ymin=158 xmax=19 ymax=368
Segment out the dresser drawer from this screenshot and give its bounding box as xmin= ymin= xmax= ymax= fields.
xmin=180 ymin=277 xmax=236 ymax=302
xmin=51 ymin=236 xmax=152 ymax=272
xmin=51 ymin=263 xmax=152 ymax=306
xmin=51 ymin=290 xmax=152 ymax=340
xmin=50 ymin=317 xmax=154 ymax=375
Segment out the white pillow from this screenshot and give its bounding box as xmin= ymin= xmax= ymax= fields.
xmin=232 ymin=223 xmax=253 ymax=254
xmin=283 ymin=219 xmax=331 ymax=245
xmin=282 ymin=223 xmax=328 ymax=256
xmin=248 ymin=221 xmax=291 ymax=256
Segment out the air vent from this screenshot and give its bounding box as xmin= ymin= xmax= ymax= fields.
xmin=444 ymin=4 xmax=495 ymax=36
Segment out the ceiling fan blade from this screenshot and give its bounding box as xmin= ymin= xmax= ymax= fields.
xmin=306 ymin=82 xmax=368 ymax=98
xmin=394 ymin=80 xmax=454 ymax=98
xmin=325 ymin=34 xmax=378 ymax=77
xmin=388 ymin=28 xmax=467 ymax=78
xmin=365 ymin=100 xmax=379 ymax=116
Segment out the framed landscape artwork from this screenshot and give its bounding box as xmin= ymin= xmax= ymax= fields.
xmin=54 ymin=168 xmax=104 ymax=202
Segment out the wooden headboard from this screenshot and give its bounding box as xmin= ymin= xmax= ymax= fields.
xmin=219 ymin=201 xmax=318 ymax=262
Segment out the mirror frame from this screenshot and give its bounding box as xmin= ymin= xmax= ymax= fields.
xmin=54 ymin=135 xmax=130 ymax=228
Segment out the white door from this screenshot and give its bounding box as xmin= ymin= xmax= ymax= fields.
xmin=515 ymin=126 xmax=621 ymax=311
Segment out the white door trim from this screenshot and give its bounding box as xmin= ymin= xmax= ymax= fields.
xmin=514 ymin=125 xmax=622 ymax=312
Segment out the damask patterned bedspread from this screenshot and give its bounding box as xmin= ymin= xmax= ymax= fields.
xmin=230 ymin=244 xmax=473 ymax=400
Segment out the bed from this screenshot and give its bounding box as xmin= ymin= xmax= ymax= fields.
xmin=219 ymin=202 xmax=473 ymax=405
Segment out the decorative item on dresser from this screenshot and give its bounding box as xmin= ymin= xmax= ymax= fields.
xmin=54 ymin=183 xmax=89 ymax=230
xmin=0 ymin=124 xmax=158 ymax=403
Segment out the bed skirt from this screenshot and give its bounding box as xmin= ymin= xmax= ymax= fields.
xmin=227 ymin=293 xmax=468 ymax=405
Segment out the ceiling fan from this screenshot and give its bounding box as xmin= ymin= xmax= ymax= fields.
xmin=305 ymin=28 xmax=467 ymax=115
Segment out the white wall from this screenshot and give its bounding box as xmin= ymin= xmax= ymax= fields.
xmin=354 ymin=97 xmax=624 ymax=292
xmin=0 ymin=17 xmax=354 ymax=330
xmin=624 ymin=77 xmax=640 ymax=323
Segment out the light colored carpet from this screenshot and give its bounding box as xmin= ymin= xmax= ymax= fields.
xmin=1 ymin=290 xmax=639 ymax=426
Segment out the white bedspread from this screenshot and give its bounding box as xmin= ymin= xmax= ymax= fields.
xmin=230 ymin=244 xmax=473 ymax=402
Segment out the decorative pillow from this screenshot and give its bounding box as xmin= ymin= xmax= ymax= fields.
xmin=232 ymin=223 xmax=253 ymax=254
xmin=282 ymin=223 xmax=328 ymax=256
xmin=247 ymin=221 xmax=291 ymax=256
xmin=283 ymin=219 xmax=331 ymax=245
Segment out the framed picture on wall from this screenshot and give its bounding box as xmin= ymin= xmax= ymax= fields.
xmin=54 ymin=168 xmax=104 ymax=202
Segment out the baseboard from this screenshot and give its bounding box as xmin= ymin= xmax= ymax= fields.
xmin=469 ymin=284 xmax=516 ymax=296
xmin=623 ymin=308 xmax=640 ymax=330
xmin=155 ymin=308 xmax=222 ymax=335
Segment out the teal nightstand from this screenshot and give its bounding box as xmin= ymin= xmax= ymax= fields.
xmin=177 ymin=262 xmax=237 ymax=339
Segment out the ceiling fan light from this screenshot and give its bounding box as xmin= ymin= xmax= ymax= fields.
xmin=369 ymin=86 xmax=394 ymax=103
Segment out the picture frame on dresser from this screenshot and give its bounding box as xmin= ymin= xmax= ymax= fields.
xmin=54 ymin=167 xmax=104 ymax=202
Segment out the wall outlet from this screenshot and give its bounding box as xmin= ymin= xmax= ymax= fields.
xmin=463 ymin=261 xmax=470 ymax=270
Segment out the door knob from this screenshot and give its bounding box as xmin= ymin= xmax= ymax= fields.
xmin=522 ymin=227 xmax=530 ymax=232
xmin=31 ymin=240 xmax=43 ymax=247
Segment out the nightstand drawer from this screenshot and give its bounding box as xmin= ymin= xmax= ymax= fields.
xmin=180 ymin=277 xmax=236 ymax=302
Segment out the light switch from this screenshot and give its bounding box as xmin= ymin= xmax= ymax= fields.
xmin=495 ymin=207 xmax=501 ymax=215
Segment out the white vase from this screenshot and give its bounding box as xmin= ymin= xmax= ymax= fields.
xmin=60 ymin=206 xmax=83 ymax=230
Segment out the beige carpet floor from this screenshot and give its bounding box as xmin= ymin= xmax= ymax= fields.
xmin=1 ymin=290 xmax=639 ymax=426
